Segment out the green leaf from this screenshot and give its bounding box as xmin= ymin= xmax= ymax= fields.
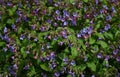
xmin=96 ymin=23 xmax=100 ymax=29
xmin=78 ymin=39 xmax=86 ymax=50
xmin=87 ymin=62 xmax=96 ymax=72
xmin=69 ymin=0 xmax=74 ymax=3
xmin=7 ymin=6 xmax=17 ymax=16
xmin=97 ymin=41 xmax=108 ymax=49
xmin=20 ymin=47 xmax=27 ymax=58
xmin=64 ymin=47 xmax=69 ymax=53
xmin=71 ymin=47 xmax=78 ymax=59
xmin=0 ymin=42 xmax=5 ymax=47
xmin=95 ymin=32 xmax=105 ymax=39
xmin=84 ymin=0 xmax=89 ymax=2
xmin=40 ymin=63 xmax=51 ymax=72
xmin=7 ymin=19 xmax=14 ymax=24
xmin=68 ymin=35 xmax=77 ymax=43
xmin=27 ymin=66 xmax=36 ymax=77
xmin=67 ymin=75 xmax=72 ymax=77
xmin=78 ymin=64 xmax=86 ymax=71
xmin=18 ymin=27 xmax=23 ymax=34
xmin=115 ymin=31 xmax=120 ymax=37
xmin=104 ymin=32 xmax=113 ymax=39
xmin=89 ymin=37 xmax=95 ymax=44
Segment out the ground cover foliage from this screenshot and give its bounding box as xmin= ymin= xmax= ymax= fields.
xmin=0 ymin=0 xmax=120 ymax=77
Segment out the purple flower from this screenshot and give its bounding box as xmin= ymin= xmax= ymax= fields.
xmin=13 ymin=64 xmax=18 ymax=70
xmin=41 ymin=73 xmax=47 ymax=77
xmin=113 ymin=49 xmax=119 ymax=55
xmin=34 ymin=38 xmax=38 ymax=42
xmin=77 ymin=33 xmax=82 ymax=38
xmin=50 ymin=52 xmax=55 ymax=60
xmin=103 ymin=5 xmax=108 ymax=9
xmin=54 ymin=36 xmax=58 ymax=40
xmin=40 ymin=26 xmax=46 ymax=32
xmin=8 ymin=67 xmax=16 ymax=77
xmin=22 ymin=15 xmax=28 ymax=22
xmin=82 ymin=28 xmax=88 ymax=33
xmin=73 ymin=12 xmax=77 ymax=17
xmin=91 ymin=75 xmax=95 ymax=77
xmin=58 ymin=42 xmax=64 ymax=46
xmin=26 ymin=50 xmax=30 ymax=54
xmin=9 ymin=45 xmax=15 ymax=52
xmin=111 ymin=6 xmax=116 ymax=13
xmin=55 ymin=10 xmax=60 ymax=15
xmin=53 ymin=22 xmax=58 ymax=27
xmin=20 ymin=34 xmax=25 ymax=40
xmin=97 ymin=53 xmax=102 ymax=59
xmin=16 ymin=10 xmax=22 ymax=17
xmin=63 ymin=35 xmax=67 ymax=39
xmin=40 ymin=57 xmax=46 ymax=62
xmin=95 ymin=0 xmax=98 ymax=5
xmin=33 ymin=9 xmax=39 ymax=15
xmin=84 ymin=56 xmax=88 ymax=61
xmin=63 ymin=58 xmax=68 ymax=64
xmin=4 ymin=27 xmax=7 ymax=33
xmin=41 ymin=46 xmax=44 ymax=51
xmin=68 ymin=43 xmax=73 ymax=47
xmin=7 ymin=2 xmax=13 ymax=6
xmin=70 ymin=60 xmax=76 ymax=66
xmin=116 ymin=57 xmax=120 ymax=62
xmin=105 ymin=55 xmax=110 ymax=61
xmin=71 ymin=20 xmax=77 ymax=26
xmin=106 ymin=15 xmax=112 ymax=21
xmin=47 ymin=19 xmax=52 ymax=24
xmin=63 ymin=21 xmax=68 ymax=26
xmin=49 ymin=61 xmax=57 ymax=69
xmin=118 ymin=24 xmax=120 ymax=28
xmin=54 ymin=72 xmax=60 ymax=77
xmin=81 ymin=74 xmax=85 ymax=77
xmin=24 ymin=65 xmax=29 ymax=70
xmin=100 ymin=9 xmax=104 ymax=14
xmin=68 ymin=71 xmax=75 ymax=77
xmin=117 ymin=72 xmax=120 ymax=77
xmin=3 ymin=35 xmax=10 ymax=42
xmin=16 ymin=18 xmax=21 ymax=23
xmin=11 ymin=24 xmax=16 ymax=29
xmin=3 ymin=48 xmax=8 ymax=52
xmin=104 ymin=24 xmax=110 ymax=31
xmin=18 ymin=3 xmax=22 ymax=7
xmin=0 ymin=15 xmax=1 ymax=19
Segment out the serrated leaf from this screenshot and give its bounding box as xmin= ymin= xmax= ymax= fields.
xmin=87 ymin=62 xmax=96 ymax=72
xmin=40 ymin=64 xmax=51 ymax=72
xmin=97 ymin=41 xmax=108 ymax=49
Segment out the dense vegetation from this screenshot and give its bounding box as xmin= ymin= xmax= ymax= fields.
xmin=0 ymin=0 xmax=120 ymax=77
